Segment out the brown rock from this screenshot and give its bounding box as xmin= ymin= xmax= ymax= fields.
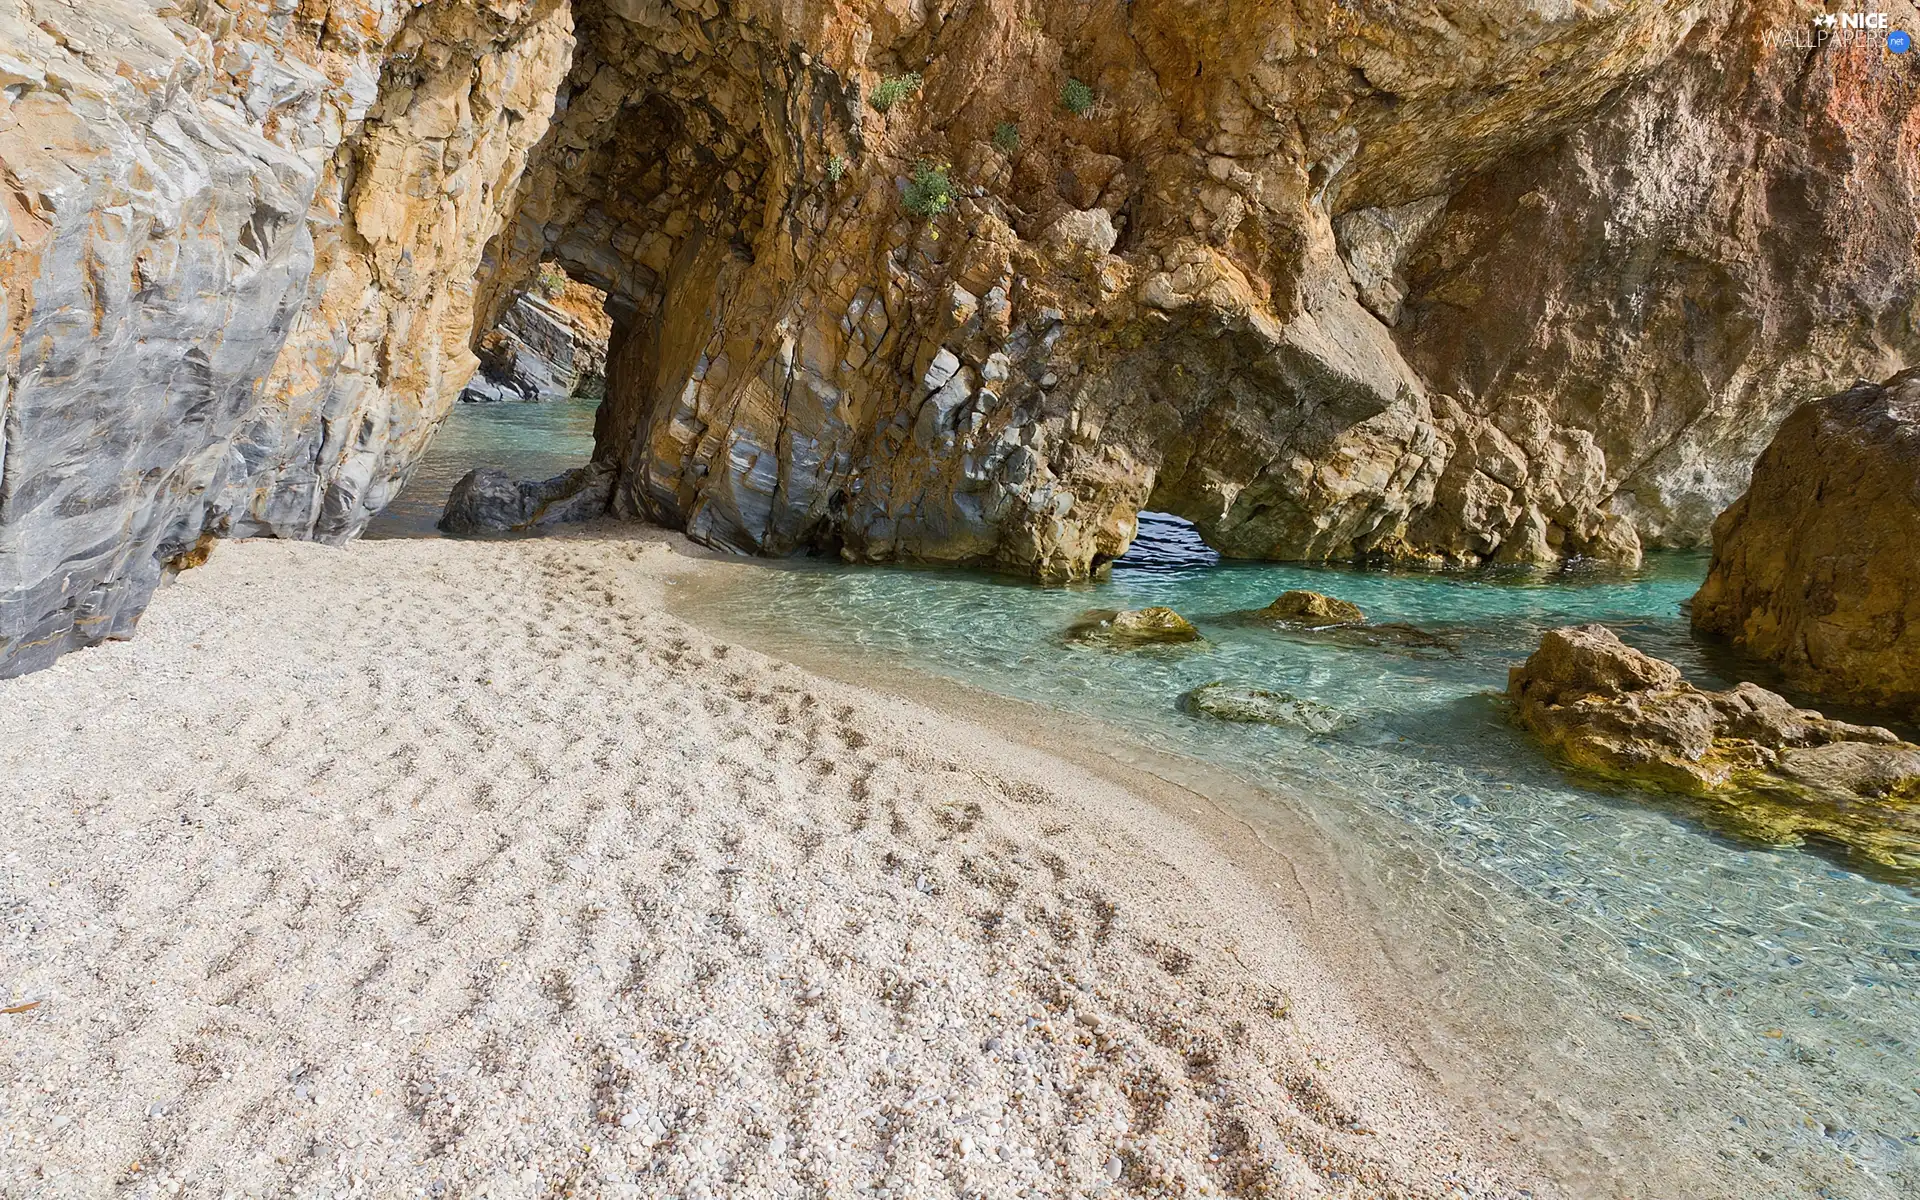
xmin=1509 ymin=626 xmax=1920 ymax=870
xmin=1692 ymin=372 xmax=1920 ymax=719
xmin=1258 ymin=591 xmax=1365 ymax=627
xmin=6 ymin=1 xmax=1920 ymax=674
xmin=1069 ymin=607 xmax=1201 ymax=646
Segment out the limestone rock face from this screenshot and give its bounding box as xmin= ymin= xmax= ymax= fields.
xmin=464 ymin=283 xmax=611 ymax=403
xmin=0 ymin=0 xmax=574 ymax=674
xmin=1509 ymin=626 xmax=1920 ymax=870
xmin=1692 ymin=372 xmax=1920 ymax=719
xmin=4 ymin=1 xmax=1919 ymax=674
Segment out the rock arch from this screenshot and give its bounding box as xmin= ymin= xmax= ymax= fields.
xmin=3 ymin=0 xmax=1917 ymax=673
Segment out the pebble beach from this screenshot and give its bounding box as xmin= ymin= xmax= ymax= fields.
xmin=1 ymin=529 xmax=1528 ymax=1198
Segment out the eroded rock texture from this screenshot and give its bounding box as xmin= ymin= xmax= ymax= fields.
xmin=1 ymin=0 xmax=574 ymax=673
xmin=3 ymin=0 xmax=1918 ymax=673
xmin=464 ymin=279 xmax=612 ymax=402
xmin=1509 ymin=625 xmax=1920 ymax=871
xmin=1692 ymin=371 xmax=1920 ymax=718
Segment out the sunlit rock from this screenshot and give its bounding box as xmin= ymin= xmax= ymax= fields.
xmin=1067 ymin=607 xmax=1202 ymax=647
xmin=4 ymin=1 xmax=1918 ymax=673
xmin=1257 ymin=591 xmax=1366 ymax=627
xmin=1692 ymin=371 xmax=1920 ymax=720
xmin=1509 ymin=625 xmax=1920 ymax=870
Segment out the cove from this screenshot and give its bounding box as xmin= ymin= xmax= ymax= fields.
xmin=679 ymin=514 xmax=1920 ymax=1199
xmin=363 ymin=399 xmax=603 ymax=540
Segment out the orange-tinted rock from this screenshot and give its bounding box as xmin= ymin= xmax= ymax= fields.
xmin=5 ymin=1 xmax=1919 ymax=673
xmin=1692 ymin=372 xmax=1920 ymax=719
xmin=1258 ymin=591 xmax=1366 ymax=627
xmin=1509 ymin=625 xmax=1920 ymax=870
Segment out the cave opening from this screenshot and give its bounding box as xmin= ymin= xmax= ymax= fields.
xmin=463 ymin=262 xmax=615 ymax=407
xmin=1112 ymin=512 xmax=1224 ymax=574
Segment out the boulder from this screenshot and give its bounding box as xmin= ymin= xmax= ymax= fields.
xmin=1509 ymin=625 xmax=1920 ymax=869
xmin=1692 ymin=371 xmax=1920 ymax=719
xmin=439 ymin=463 xmax=616 ymax=535
xmin=1258 ymin=591 xmax=1365 ymax=626
xmin=1067 ymin=606 xmax=1202 ymax=647
xmin=1182 ymin=683 xmax=1344 ymax=734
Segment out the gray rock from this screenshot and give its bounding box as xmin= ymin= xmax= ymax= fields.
xmin=1182 ymin=683 xmax=1345 ymax=733
xmin=439 ymin=463 xmax=615 ymax=535
xmin=462 ymin=293 xmax=604 ymax=404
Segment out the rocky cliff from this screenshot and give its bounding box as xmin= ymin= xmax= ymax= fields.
xmin=3 ymin=0 xmax=1917 ymax=673
xmin=1693 ymin=370 xmax=1920 ymax=718
xmin=464 ymin=278 xmax=611 ymax=402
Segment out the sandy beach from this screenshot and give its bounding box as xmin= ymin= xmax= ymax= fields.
xmin=1 ymin=528 xmax=1530 ymax=1198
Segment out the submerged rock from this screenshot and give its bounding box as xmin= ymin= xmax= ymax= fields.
xmin=1258 ymin=591 xmax=1365 ymax=626
xmin=1067 ymin=606 xmax=1202 ymax=647
xmin=1183 ymin=684 xmax=1344 ymax=734
xmin=1239 ymin=589 xmax=1455 ymax=654
xmin=1509 ymin=625 xmax=1920 ymax=869
xmin=1239 ymin=606 xmax=1458 ymax=657
xmin=1692 ymin=371 xmax=1920 ymax=719
xmin=440 ymin=463 xmax=615 ymax=536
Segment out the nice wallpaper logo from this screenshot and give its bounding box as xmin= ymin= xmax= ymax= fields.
xmin=1772 ymin=10 xmax=1911 ymax=51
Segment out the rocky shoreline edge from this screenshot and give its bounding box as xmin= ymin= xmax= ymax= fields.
xmin=3 ymin=529 xmax=1551 ymax=1200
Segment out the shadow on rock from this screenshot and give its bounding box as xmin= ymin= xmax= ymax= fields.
xmin=1509 ymin=624 xmax=1920 ymax=874
xmin=439 ymin=462 xmax=614 ymax=535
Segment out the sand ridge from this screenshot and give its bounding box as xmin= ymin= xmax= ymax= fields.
xmin=1 ymin=529 xmax=1529 ymax=1198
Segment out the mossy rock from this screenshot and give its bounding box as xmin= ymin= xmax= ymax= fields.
xmin=1182 ymin=683 xmax=1345 ymax=734
xmin=1258 ymin=590 xmax=1365 ymax=626
xmin=1067 ymin=606 xmax=1202 ymax=647
xmin=1510 ymin=624 xmax=1920 ymax=873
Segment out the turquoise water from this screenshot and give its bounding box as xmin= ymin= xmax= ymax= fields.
xmin=688 ymin=515 xmax=1920 ymax=1198
xmin=364 ymin=399 xmax=600 ymax=539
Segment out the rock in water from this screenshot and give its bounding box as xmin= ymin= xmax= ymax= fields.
xmin=1258 ymin=591 xmax=1366 ymax=626
xmin=1068 ymin=607 xmax=1202 ymax=647
xmin=440 ymin=463 xmax=615 ymax=535
xmin=1692 ymin=371 xmax=1920 ymax=719
xmin=1508 ymin=625 xmax=1920 ymax=870
xmin=1182 ymin=684 xmax=1344 ymax=734
xmin=439 ymin=470 xmax=529 ymax=535
xmin=5 ymin=2 xmax=1919 ymax=675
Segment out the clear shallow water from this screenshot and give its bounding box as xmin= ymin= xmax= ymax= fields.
xmin=364 ymin=399 xmax=600 ymax=539
xmin=689 ymin=514 xmax=1920 ymax=1198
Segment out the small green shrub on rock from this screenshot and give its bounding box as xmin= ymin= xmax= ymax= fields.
xmin=903 ymin=161 xmax=955 ymax=218
xmin=992 ymin=121 xmax=1021 ymax=155
xmin=534 ymin=262 xmax=567 ymax=298
xmin=826 ymin=154 xmax=847 ymax=183
xmin=870 ymin=72 xmax=923 ymax=113
xmin=1061 ymin=78 xmax=1096 ymax=116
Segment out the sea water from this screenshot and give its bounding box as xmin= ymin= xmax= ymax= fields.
xmin=363 ymin=398 xmax=601 ymax=539
xmin=686 ymin=513 xmax=1920 ymax=1198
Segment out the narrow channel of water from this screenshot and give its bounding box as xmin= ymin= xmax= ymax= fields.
xmin=678 ymin=514 xmax=1920 ymax=1199
xmin=363 ymin=399 xmax=601 ymax=539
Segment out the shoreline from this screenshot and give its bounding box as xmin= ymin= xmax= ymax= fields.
xmin=3 ymin=527 xmax=1555 ymax=1196
xmin=667 ymin=554 xmax=1743 ymax=1200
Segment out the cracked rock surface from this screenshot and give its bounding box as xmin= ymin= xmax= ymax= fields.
xmin=4 ymin=1 xmax=1918 ymax=672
